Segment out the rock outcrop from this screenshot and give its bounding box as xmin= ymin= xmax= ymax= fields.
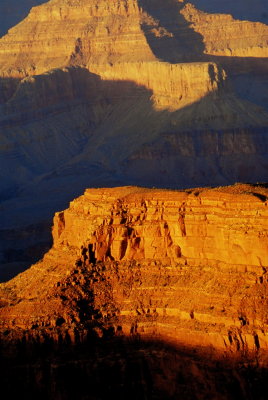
xmin=0 ymin=2 xmax=267 ymax=396
xmin=181 ymin=3 xmax=268 ymax=59
xmin=0 ymin=0 xmax=267 ymax=77
xmin=0 ymin=0 xmax=267 ymax=279
xmin=1 ymin=184 xmax=268 ymax=357
xmin=0 ymin=0 xmax=155 ymax=78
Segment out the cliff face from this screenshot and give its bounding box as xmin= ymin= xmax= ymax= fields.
xmin=181 ymin=3 xmax=268 ymax=59
xmin=90 ymin=61 xmax=225 ymax=111
xmin=0 ymin=0 xmax=265 ymax=92
xmin=1 ymin=67 xmax=267 ymax=282
xmin=1 ymin=0 xmax=267 ymax=77
xmin=0 ymin=0 xmax=155 ymax=78
xmin=0 ymin=0 xmax=267 ymax=279
xmin=1 ymin=185 xmax=268 ymax=356
xmin=1 ymin=2 xmax=268 ymax=396
xmin=52 ymin=186 xmax=268 ymax=268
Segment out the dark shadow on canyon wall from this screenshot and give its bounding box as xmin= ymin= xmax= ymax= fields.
xmin=1 ymin=334 xmax=268 ymax=400
xmin=0 ymin=62 xmax=267 ymax=281
xmin=0 ymin=69 xmax=155 ymax=282
xmin=138 ymin=0 xmax=268 ymax=76
xmin=204 ymin=55 xmax=268 ymax=112
xmin=138 ymin=0 xmax=206 ymax=62
xmin=0 ymin=77 xmax=21 ymax=104
xmin=207 ymin=55 xmax=268 ymax=77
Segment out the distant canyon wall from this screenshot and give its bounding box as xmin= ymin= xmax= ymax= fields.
xmin=0 ymin=0 xmax=267 ymax=78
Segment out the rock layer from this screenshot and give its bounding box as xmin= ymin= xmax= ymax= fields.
xmin=1 ymin=184 xmax=268 ymax=356
xmin=0 ymin=0 xmax=155 ymax=78
xmin=0 ymin=0 xmax=267 ymax=77
xmin=181 ymin=3 xmax=268 ymax=59
xmin=90 ymin=61 xmax=225 ymax=110
xmin=0 ymin=0 xmax=267 ymax=279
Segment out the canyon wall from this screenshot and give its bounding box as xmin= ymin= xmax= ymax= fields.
xmin=90 ymin=61 xmax=225 ymax=110
xmin=0 ymin=0 xmax=155 ymax=78
xmin=181 ymin=3 xmax=268 ymax=59
xmin=1 ymin=185 xmax=268 ymax=356
xmin=0 ymin=0 xmax=267 ymax=280
xmin=0 ymin=2 xmax=267 ymax=396
xmin=0 ymin=0 xmax=267 ymax=78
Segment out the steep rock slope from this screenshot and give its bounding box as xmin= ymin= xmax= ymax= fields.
xmin=0 ymin=0 xmax=267 ymax=77
xmin=0 ymin=0 xmax=155 ymax=77
xmin=181 ymin=3 xmax=268 ymax=59
xmin=0 ymin=0 xmax=267 ymax=279
xmin=1 ymin=184 xmax=268 ymax=356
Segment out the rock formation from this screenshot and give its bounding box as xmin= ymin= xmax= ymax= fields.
xmin=2 ymin=184 xmax=268 ymax=398
xmin=1 ymin=184 xmax=268 ymax=356
xmin=0 ymin=0 xmax=267 ymax=279
xmin=0 ymin=2 xmax=268 ymax=396
xmin=0 ymin=0 xmax=267 ymax=76
xmin=181 ymin=3 xmax=268 ymax=59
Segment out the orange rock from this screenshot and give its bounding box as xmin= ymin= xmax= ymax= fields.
xmin=1 ymin=184 xmax=268 ymax=356
xmin=182 ymin=3 xmax=268 ymax=58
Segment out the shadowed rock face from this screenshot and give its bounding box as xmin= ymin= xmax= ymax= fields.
xmin=0 ymin=0 xmax=267 ymax=277
xmin=2 ymin=336 xmax=268 ymax=400
xmin=138 ymin=0 xmax=206 ymax=62
xmin=1 ymin=67 xmax=267 ymax=280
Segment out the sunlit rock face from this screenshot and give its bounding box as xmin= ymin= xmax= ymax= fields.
xmin=0 ymin=0 xmax=267 ymax=76
xmin=181 ymin=3 xmax=268 ymax=58
xmin=0 ymin=0 xmax=267 ymax=279
xmin=2 ymin=184 xmax=268 ymax=399
xmin=1 ymin=184 xmax=268 ymax=357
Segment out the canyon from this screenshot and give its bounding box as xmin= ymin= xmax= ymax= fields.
xmin=1 ymin=184 xmax=268 ymax=398
xmin=0 ymin=1 xmax=268 ymax=396
xmin=0 ymin=0 xmax=267 ymax=279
